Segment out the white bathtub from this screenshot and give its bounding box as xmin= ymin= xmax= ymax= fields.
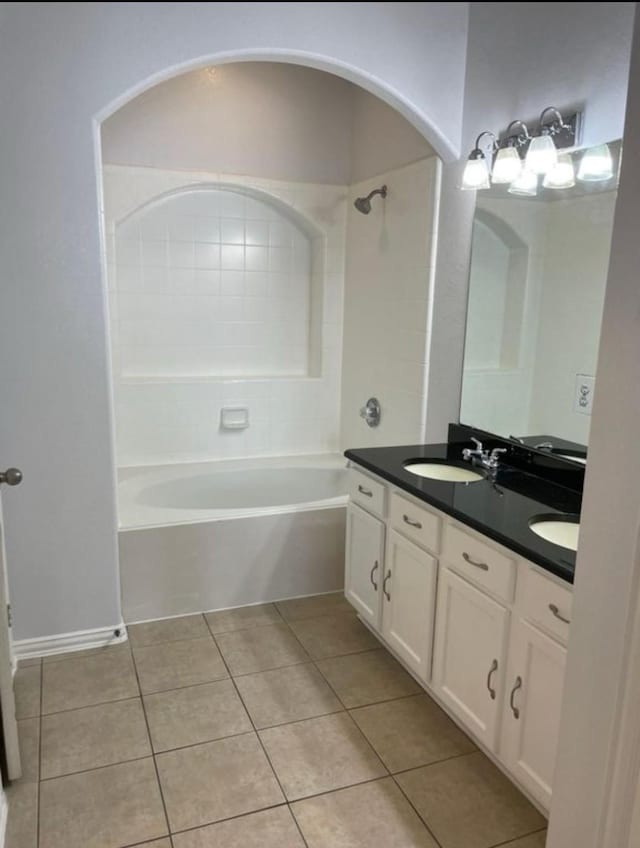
xmin=118 ymin=455 xmax=349 ymax=623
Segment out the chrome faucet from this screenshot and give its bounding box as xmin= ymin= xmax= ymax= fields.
xmin=462 ymin=438 xmax=507 ymax=471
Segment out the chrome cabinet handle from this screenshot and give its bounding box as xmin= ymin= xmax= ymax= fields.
xmin=358 ymin=485 xmax=373 ymax=497
xmin=403 ymin=514 xmax=422 ymax=529
xmin=383 ymin=569 xmax=392 ymax=601
xmin=370 ymin=561 xmax=379 ymax=590
xmin=0 ymin=468 xmax=22 ymax=486
xmin=486 ymin=658 xmax=498 ymax=700
xmin=548 ymin=603 xmax=570 ymax=625
xmin=510 ymin=676 xmax=523 ymax=719
xmin=462 ymin=551 xmax=489 ymax=571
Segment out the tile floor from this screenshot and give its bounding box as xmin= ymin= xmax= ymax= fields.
xmin=8 ymin=593 xmax=547 ymax=848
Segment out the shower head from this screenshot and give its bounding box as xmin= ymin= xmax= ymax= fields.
xmin=353 ymin=185 xmax=387 ymax=214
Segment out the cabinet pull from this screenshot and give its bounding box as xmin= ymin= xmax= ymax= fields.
xmin=403 ymin=514 xmax=423 ymax=529
xmin=548 ymin=603 xmax=570 ymax=625
xmin=383 ymin=569 xmax=392 ymax=601
xmin=486 ymin=658 xmax=498 ymax=700
xmin=462 ymin=551 xmax=489 ymax=571
xmin=370 ymin=561 xmax=379 ymax=590
xmin=357 ymin=484 xmax=373 ymax=498
xmin=509 ymin=676 xmax=523 ymax=719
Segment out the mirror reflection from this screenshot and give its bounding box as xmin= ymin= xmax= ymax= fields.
xmin=460 ymin=140 xmax=620 ymax=458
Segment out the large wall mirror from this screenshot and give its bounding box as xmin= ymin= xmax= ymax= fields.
xmin=460 ymin=140 xmax=621 ymax=460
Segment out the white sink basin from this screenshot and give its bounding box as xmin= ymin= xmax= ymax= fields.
xmin=404 ymin=462 xmax=484 ymax=483
xmin=529 ymin=515 xmax=580 ymax=551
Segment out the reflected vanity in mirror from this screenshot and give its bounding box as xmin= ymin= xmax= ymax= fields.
xmin=460 ymin=140 xmax=621 ymax=465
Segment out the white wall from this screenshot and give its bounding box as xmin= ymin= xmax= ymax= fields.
xmin=0 ymin=2 xmax=468 ymax=641
xmin=102 ymin=63 xmax=356 ymax=184
xmin=105 ymin=164 xmax=345 ymax=467
xmin=547 ymin=11 xmax=640 ymax=845
xmin=463 ymin=2 xmax=635 ymax=150
xmin=341 ymin=157 xmax=439 ymax=449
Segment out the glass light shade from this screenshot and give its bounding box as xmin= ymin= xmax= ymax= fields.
xmin=461 ymin=154 xmax=490 ymax=190
xmin=525 ymin=134 xmax=558 ymax=175
xmin=491 ymin=147 xmax=523 ymax=184
xmin=508 ymin=169 xmax=538 ymax=197
xmin=577 ymin=143 xmax=614 ymax=182
xmin=543 ymin=153 xmax=576 ymax=189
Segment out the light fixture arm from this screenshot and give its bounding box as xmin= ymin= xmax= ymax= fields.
xmin=504 ymin=120 xmax=530 ymax=147
xmin=538 ymin=106 xmax=570 ymax=136
xmin=473 ymin=130 xmax=497 ymax=155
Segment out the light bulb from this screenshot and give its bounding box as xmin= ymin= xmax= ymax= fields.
xmin=508 ymin=169 xmax=538 ymax=197
xmin=525 ymin=134 xmax=558 ymax=175
xmin=577 ymin=143 xmax=614 ymax=182
xmin=461 ymin=153 xmax=490 ymax=190
xmin=543 ymin=153 xmax=575 ymax=189
xmin=491 ymin=147 xmax=523 ymax=184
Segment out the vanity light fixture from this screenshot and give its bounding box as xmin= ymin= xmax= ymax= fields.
xmin=460 ymin=131 xmax=496 ymax=190
xmin=543 ymin=152 xmax=576 ymax=189
xmin=577 ymin=143 xmax=614 ymax=182
xmin=508 ymin=169 xmax=538 ymax=197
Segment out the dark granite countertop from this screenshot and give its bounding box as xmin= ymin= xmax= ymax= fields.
xmin=345 ymin=443 xmax=582 ymax=584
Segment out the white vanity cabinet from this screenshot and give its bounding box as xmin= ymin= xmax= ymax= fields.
xmin=344 ymin=461 xmax=574 ymax=813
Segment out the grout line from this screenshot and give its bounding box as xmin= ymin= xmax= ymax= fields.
xmin=127 ymin=638 xmax=173 ymax=843
xmin=39 ymin=753 xmax=155 ymax=783
xmin=40 ymin=692 xmax=143 ymax=718
xmin=390 ymin=771 xmax=445 ymax=848
xmin=204 ymin=616 xmax=310 ymax=848
xmin=36 ymin=653 xmax=43 ymax=848
xmin=389 ymin=749 xmax=478 ymax=778
xmin=488 ymin=827 xmax=548 ymax=847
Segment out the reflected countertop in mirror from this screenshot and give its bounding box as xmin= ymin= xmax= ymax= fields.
xmin=460 ymin=139 xmax=621 ymax=453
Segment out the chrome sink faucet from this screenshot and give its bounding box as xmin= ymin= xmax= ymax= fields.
xmin=462 ymin=438 xmax=507 ymax=471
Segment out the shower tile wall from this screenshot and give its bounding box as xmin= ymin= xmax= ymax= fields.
xmin=104 ymin=165 xmax=346 ymax=466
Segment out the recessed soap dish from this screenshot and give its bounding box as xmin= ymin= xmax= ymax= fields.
xmin=220 ymin=407 xmax=249 ymax=430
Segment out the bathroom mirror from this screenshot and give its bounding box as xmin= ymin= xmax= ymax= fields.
xmin=460 ymin=139 xmax=621 ymax=457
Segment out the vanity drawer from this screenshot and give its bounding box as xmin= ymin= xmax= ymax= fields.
xmin=389 ymin=492 xmax=441 ymax=554
xmin=348 ymin=467 xmax=386 ymax=517
xmin=522 ymin=567 xmax=572 ymax=645
xmin=444 ymin=524 xmax=516 ymax=603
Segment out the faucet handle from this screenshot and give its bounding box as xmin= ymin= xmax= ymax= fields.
xmin=471 ymin=436 xmax=483 ymax=452
xmin=489 ymin=447 xmax=507 ymax=462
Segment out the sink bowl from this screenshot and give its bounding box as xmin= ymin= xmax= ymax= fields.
xmin=529 ymin=513 xmax=580 ymax=551
xmin=403 ymin=462 xmax=484 ymax=483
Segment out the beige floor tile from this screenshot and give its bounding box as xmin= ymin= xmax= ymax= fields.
xmin=172 ymin=806 xmax=305 ymax=848
xmin=42 ymin=642 xmax=131 ymax=665
xmin=276 ymin=592 xmax=352 ymax=622
xmin=133 ymin=636 xmax=228 ymax=694
xmin=259 ymin=712 xmax=386 ymax=801
xmin=205 ymin=603 xmax=283 ymax=634
xmin=351 ymin=693 xmax=475 ymax=772
xmin=128 ymin=614 xmax=209 ymax=647
xmin=500 ymin=833 xmax=547 ymax=847
xmin=234 ymin=662 xmax=343 ymax=728
xmin=5 ymin=781 xmax=38 ymax=848
xmin=16 ymin=718 xmax=40 ymax=783
xmin=144 ymin=679 xmax=252 ymax=752
xmin=395 ymin=752 xmax=546 ymax=848
xmin=14 ymin=666 xmax=41 ymax=718
xmin=215 ymin=622 xmax=308 ymax=676
xmin=292 ymin=777 xmax=438 ymax=847
xmin=16 ymin=657 xmax=41 ymax=669
xmin=316 ymin=649 xmax=421 ymax=708
xmin=156 ymin=732 xmax=284 ymax=832
xmin=41 ymin=697 xmax=151 ymax=778
xmin=39 ymin=758 xmax=167 ymax=848
xmin=41 ymin=649 xmax=138 ymax=714
xmin=289 ymin=612 xmax=380 ymax=659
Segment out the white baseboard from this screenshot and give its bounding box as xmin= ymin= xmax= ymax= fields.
xmin=13 ymin=623 xmax=128 ymax=661
xmin=0 ymin=785 xmax=8 ymax=848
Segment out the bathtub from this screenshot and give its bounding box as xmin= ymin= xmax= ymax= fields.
xmin=118 ymin=454 xmax=349 ymax=623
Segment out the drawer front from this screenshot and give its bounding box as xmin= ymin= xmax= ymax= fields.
xmin=444 ymin=524 xmax=516 ymax=603
xmin=389 ymin=492 xmax=441 ymax=554
xmin=348 ymin=467 xmax=386 ymax=517
xmin=522 ymin=567 xmax=572 ymax=645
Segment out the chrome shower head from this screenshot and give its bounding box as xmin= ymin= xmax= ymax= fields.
xmin=353 ymin=185 xmax=387 ymax=214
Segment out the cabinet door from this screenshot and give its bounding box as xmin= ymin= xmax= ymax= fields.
xmin=382 ymin=530 xmax=438 ymax=681
xmin=345 ymin=503 xmax=385 ymax=630
xmin=500 ymin=618 xmax=567 ymax=810
xmin=432 ymin=568 xmax=510 ymax=750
